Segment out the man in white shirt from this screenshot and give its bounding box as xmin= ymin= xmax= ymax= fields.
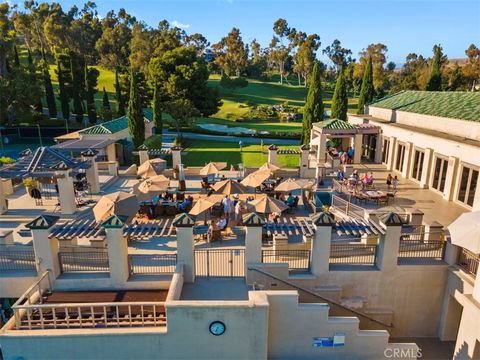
xmin=222 ymin=195 xmax=232 ymax=217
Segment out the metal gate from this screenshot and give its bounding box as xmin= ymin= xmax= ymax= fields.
xmin=195 ymin=249 xmax=245 ymax=278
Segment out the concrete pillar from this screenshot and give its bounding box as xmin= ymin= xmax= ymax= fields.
xmin=299 ymin=145 xmax=310 ymax=178
xmin=55 ymin=169 xmax=76 ymax=215
xmin=138 ymin=150 xmax=149 ymax=165
xmin=102 ymin=215 xmax=129 ymax=285
xmin=311 ymin=212 xmax=335 ymax=276
xmin=268 ymin=144 xmax=278 ymax=166
xmin=243 ymin=212 xmax=266 ymax=284
xmin=316 ymin=134 xmax=327 ymax=165
xmin=472 ymin=174 xmax=480 ymax=211
xmin=27 ymin=215 xmax=61 ymax=278
xmin=443 ymin=156 xmax=459 ymax=201
xmin=374 ymin=134 xmax=383 ymax=163
xmin=386 ymin=137 xmax=397 ymax=171
xmin=408 ymin=209 xmax=424 ymax=227
xmin=427 ymin=221 xmax=444 ymax=241
xmin=81 ymin=149 xmax=100 ymax=194
xmin=173 ymin=213 xmax=196 ymax=283
xmin=401 ymin=142 xmax=413 ymax=179
xmin=106 ymin=143 xmax=116 ymax=162
xmin=443 ymin=242 xmax=460 ymax=266
xmin=0 ymin=177 xmax=7 ymax=214
xmin=473 ymin=266 xmax=480 ymax=302
xmin=376 ymin=212 xmax=403 ymax=271
xmin=420 ymin=148 xmax=434 ymax=189
xmin=107 ymin=162 xmax=118 ymax=176
xmin=171 ymin=146 xmax=182 ymax=169
xmin=353 ymin=133 xmax=362 ymax=164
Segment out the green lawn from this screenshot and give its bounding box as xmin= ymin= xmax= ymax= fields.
xmin=182 ymin=140 xmax=300 ymax=168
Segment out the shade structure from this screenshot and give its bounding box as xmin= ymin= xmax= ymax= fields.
xmin=199 ymin=162 xmax=227 ymax=176
xmin=211 ymin=179 xmax=249 ymax=194
xmin=259 ymin=162 xmax=280 ymax=172
xmin=137 ymin=158 xmax=167 ymax=178
xmin=448 ymin=211 xmax=480 ymax=254
xmin=132 ymin=175 xmax=170 ymax=202
xmin=93 ymin=191 xmax=139 ymax=223
xmin=250 ymin=195 xmax=288 ymax=214
xmin=189 ymin=197 xmax=216 ymax=216
xmin=275 ymin=178 xmax=311 ymax=192
xmin=241 ymin=170 xmax=271 ymax=188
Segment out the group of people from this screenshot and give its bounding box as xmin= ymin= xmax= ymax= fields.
xmin=386 ymin=173 xmax=399 ymax=191
xmin=206 ymin=195 xmax=244 ymax=243
xmin=329 ymin=146 xmax=354 ymax=164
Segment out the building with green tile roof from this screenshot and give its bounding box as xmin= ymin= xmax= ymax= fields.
xmin=313 ymin=118 xmax=358 ymax=130
xmin=79 ymin=110 xmax=153 ymax=135
xmin=368 ymin=91 xmax=480 ymax=122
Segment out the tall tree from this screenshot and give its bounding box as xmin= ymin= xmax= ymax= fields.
xmin=101 ymin=86 xmax=112 ymax=121
xmin=293 ymin=33 xmax=320 ymax=86
xmin=56 ymin=58 xmax=70 ymax=120
xmin=463 ymin=44 xmax=480 ymax=91
xmin=301 ymin=62 xmax=324 ymax=144
xmin=70 ymin=51 xmax=85 ymax=122
xmin=270 ymin=18 xmax=291 ymax=84
xmin=84 ymin=63 xmax=99 ymax=124
xmin=355 ymin=43 xmax=388 ymax=93
xmin=0 ymin=3 xmax=15 ymax=77
xmin=212 ymin=27 xmax=248 ymax=76
xmin=425 ymin=44 xmax=445 ymax=91
xmin=42 ymin=50 xmax=57 ymax=118
xmin=323 ymin=39 xmax=353 ymax=71
xmin=331 ymin=67 xmax=348 ymax=120
xmin=13 ymin=45 xmax=20 ymax=67
xmin=127 ymin=70 xmax=145 ymax=149
xmin=163 ymin=99 xmax=199 ymax=139
xmin=357 ymin=56 xmax=374 ymax=114
xmin=115 ymin=67 xmax=125 ymax=116
xmin=152 ymin=85 xmax=163 ymax=142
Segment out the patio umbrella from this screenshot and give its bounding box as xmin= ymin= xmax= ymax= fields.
xmin=93 ymin=191 xmax=139 ymax=223
xmin=199 ymin=162 xmax=227 ymax=176
xmin=132 ymin=175 xmax=170 ymax=202
xmin=275 ymin=178 xmax=312 ymax=192
xmin=259 ymin=162 xmax=280 ymax=172
xmin=211 ymin=179 xmax=249 ymax=194
xmin=137 ymin=158 xmax=167 ymax=178
xmin=250 ymin=195 xmax=288 ymax=214
xmin=241 ymin=170 xmax=271 ymax=188
xmin=189 ymin=197 xmax=216 ymax=216
xmin=448 ymin=211 xmax=480 ymax=254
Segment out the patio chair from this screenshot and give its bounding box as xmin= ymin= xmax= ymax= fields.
xmin=377 ymin=196 xmax=389 ymax=206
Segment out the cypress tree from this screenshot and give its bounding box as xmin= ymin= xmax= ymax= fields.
xmin=70 ymin=52 xmax=84 ymax=123
xmin=127 ymin=71 xmax=145 ymax=149
xmin=102 ymin=87 xmax=112 ymax=121
xmin=152 ymin=85 xmax=163 ymax=143
xmin=357 ymin=56 xmax=374 ymax=114
xmin=330 ymin=67 xmax=348 ymax=120
xmin=301 ymin=62 xmax=324 ymax=144
xmin=14 ymin=45 xmax=20 ymax=67
xmin=42 ymin=50 xmax=57 ymax=118
xmin=27 ymin=49 xmax=43 ymax=114
xmin=426 ymin=45 xmax=443 ymax=91
xmin=57 ymin=59 xmax=70 ymax=120
xmin=84 ymin=63 xmax=97 ymax=125
xmin=115 ymin=68 xmax=125 ymax=116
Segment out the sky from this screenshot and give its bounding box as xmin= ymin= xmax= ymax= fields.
xmin=9 ymin=0 xmax=480 ymax=65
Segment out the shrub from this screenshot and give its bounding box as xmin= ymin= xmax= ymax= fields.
xmin=0 ymin=156 xmax=15 ymax=165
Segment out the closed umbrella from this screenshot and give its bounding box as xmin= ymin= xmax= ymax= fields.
xmin=132 ymin=175 xmax=170 ymax=202
xmin=259 ymin=162 xmax=280 ymax=172
xmin=211 ymin=179 xmax=249 ymax=194
xmin=199 ymin=162 xmax=227 ymax=176
xmin=250 ymin=195 xmax=288 ymax=214
xmin=137 ymin=158 xmax=167 ymax=178
xmin=448 ymin=211 xmax=480 ymax=254
xmin=241 ymin=170 xmax=271 ymax=188
xmin=93 ymin=191 xmax=139 ymax=223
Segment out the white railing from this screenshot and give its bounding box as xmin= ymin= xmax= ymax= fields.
xmin=331 ymin=194 xmax=366 ymax=220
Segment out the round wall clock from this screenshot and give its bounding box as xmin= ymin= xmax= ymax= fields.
xmin=209 ymin=321 xmax=226 ymax=336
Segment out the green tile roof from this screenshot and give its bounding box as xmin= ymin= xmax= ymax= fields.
xmin=369 ymin=91 xmax=480 ymax=122
xmin=313 ymin=118 xmax=358 ymax=130
xmin=80 ymin=109 xmax=152 ymax=135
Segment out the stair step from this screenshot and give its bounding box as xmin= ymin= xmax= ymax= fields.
xmin=340 ymin=296 xmax=367 ymax=310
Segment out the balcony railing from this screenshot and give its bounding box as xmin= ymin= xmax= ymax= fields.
xmin=329 ymin=243 xmax=377 ymax=266
xmin=58 ymin=251 xmax=109 ymax=273
xmin=0 ymin=245 xmax=36 ymax=272
xmin=128 ymin=254 xmax=177 ymax=275
xmin=398 ymin=235 xmax=446 ymax=264
xmin=457 ymin=248 xmax=479 ymax=278
xmin=262 ymin=250 xmax=311 ymax=272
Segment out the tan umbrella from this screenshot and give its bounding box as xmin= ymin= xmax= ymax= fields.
xmin=259 ymin=162 xmax=280 ymax=172
xmin=275 ymin=178 xmax=311 ymax=192
xmin=189 ymin=197 xmax=216 ymax=216
xmin=241 ymin=170 xmax=271 ymax=188
xmin=132 ymin=175 xmax=170 ymax=202
xmin=211 ymin=179 xmax=249 ymax=194
xmin=250 ymin=195 xmax=288 ymax=214
xmin=137 ymin=158 xmax=167 ymax=178
xmin=199 ymin=162 xmax=227 ymax=176
xmin=93 ymin=191 xmax=139 ymax=223
xmin=448 ymin=211 xmax=480 ymax=254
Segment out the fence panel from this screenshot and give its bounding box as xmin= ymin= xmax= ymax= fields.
xmin=457 ymin=248 xmax=479 ymax=277
xmin=128 ymin=254 xmax=177 ymax=275
xmin=398 ymin=237 xmax=445 ymax=264
xmin=58 ymin=251 xmax=109 ymax=272
xmin=262 ymin=250 xmax=310 ymax=271
xmin=329 ymin=243 xmax=377 ymax=266
xmin=195 ymin=249 xmax=244 ymax=278
xmin=0 ymin=246 xmax=36 ymax=272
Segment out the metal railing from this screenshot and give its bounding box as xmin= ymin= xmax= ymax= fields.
xmin=398 ymin=235 xmax=446 ymax=264
xmin=457 ymin=248 xmax=479 ymax=278
xmin=195 ymin=249 xmax=245 ymax=278
xmin=329 ymin=243 xmax=377 ymax=266
xmin=0 ymin=245 xmax=36 ymax=271
xmin=58 ymin=251 xmax=109 ymax=272
xmin=128 ymin=254 xmax=177 ymax=275
xmin=262 ymin=250 xmax=311 ymax=271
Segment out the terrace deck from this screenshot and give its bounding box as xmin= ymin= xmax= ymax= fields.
xmin=44 ymin=290 xmax=168 ymax=304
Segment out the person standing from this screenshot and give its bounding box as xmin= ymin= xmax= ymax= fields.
xmin=234 ymin=200 xmax=242 ymax=224
xmin=239 ymin=140 xmax=243 ymax=152
xmin=393 ymin=176 xmax=399 ymax=191
xmin=222 ymin=195 xmax=232 ymax=217
xmin=386 ymin=173 xmax=392 ymax=190
xmin=260 ymin=139 xmax=264 ymax=152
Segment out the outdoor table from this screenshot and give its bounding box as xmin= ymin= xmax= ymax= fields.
xmin=365 ymin=190 xmax=385 ymax=198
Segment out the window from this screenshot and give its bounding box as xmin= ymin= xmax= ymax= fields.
xmin=395 ymin=143 xmax=406 ymax=172
xmin=457 ymin=165 xmax=479 ymax=207
xmin=411 ymin=149 xmax=425 ymax=182
xmin=382 ymin=139 xmax=390 ymax=164
xmin=432 ymin=156 xmax=448 ymax=193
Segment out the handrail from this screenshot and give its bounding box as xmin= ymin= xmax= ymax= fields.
xmin=14 ymin=301 xmax=165 ymax=309
xmin=248 ymin=267 xmax=393 ymax=328
xmin=12 ymin=271 xmax=51 ymax=307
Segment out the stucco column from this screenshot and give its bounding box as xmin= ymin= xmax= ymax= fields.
xmin=473 ymin=266 xmax=480 ymax=302
xmin=0 ymin=177 xmax=7 ymax=214
xmin=311 ymin=213 xmax=335 ymax=276
xmin=376 ymin=212 xmax=403 ymax=271
xmin=386 ymin=137 xmax=396 ymax=170
xmin=171 ymin=146 xmax=182 ymax=169
xmin=268 ymin=144 xmax=278 ymax=166
xmin=173 ymin=213 xmax=196 ymax=283
xmin=299 ymin=144 xmax=310 ymax=178
xmin=374 ymin=134 xmax=383 ymax=163
xmin=243 ymin=213 xmax=266 ymax=284
xmin=443 ymin=156 xmax=459 ymax=201
xmin=353 ymin=133 xmax=362 ymax=164
xmin=102 ymin=215 xmax=129 ymax=286
xmin=401 ymin=142 xmax=413 ymax=179
xmin=27 ymin=215 xmax=61 ymax=278
xmin=137 ymin=144 xmax=150 ymax=165
xmin=472 ymin=174 xmax=480 ymax=211
xmin=443 ymin=242 xmax=460 ymax=266
xmin=427 ymin=221 xmax=444 ymax=241
xmin=106 ymin=143 xmax=116 ymax=162
xmin=54 ymin=167 xmax=76 ymax=215
xmin=81 ymin=149 xmax=100 ymax=194
xmin=419 ymin=148 xmax=434 ymax=189
xmin=316 ymin=134 xmax=327 ymax=165
xmin=408 ymin=209 xmax=424 ymax=227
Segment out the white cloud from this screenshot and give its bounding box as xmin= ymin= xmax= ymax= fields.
xmin=171 ymin=20 xmax=191 ymax=30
